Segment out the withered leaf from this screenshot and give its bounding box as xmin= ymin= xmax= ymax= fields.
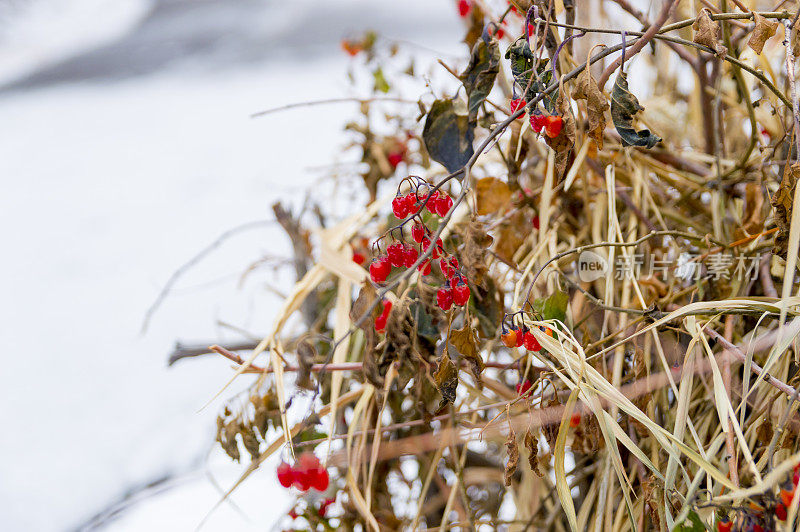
xmin=240 ymin=426 xmax=261 ymax=460
xmin=544 ymin=84 xmax=576 ymax=179
xmin=740 ymin=182 xmax=765 ymax=237
xmin=494 ymin=210 xmax=528 ymax=264
xmin=611 ymin=72 xmax=661 ymax=149
xmin=422 ymin=98 xmax=475 ymax=173
xmin=450 ymin=323 xmax=484 ymax=384
xmin=296 ymin=340 xmax=316 ymax=391
xmin=461 ymin=218 xmax=494 ymax=286
xmin=541 ymin=396 xmax=560 ymax=450
xmin=475 ymin=177 xmax=512 ymax=215
xmin=504 ymin=425 xmax=519 ymax=486
xmin=351 ymin=281 xmax=379 ymax=330
xmin=771 ymin=162 xmax=800 ymax=260
xmin=524 ymin=429 xmax=544 ymax=477
xmin=692 ymin=8 xmax=728 ymax=57
xmin=573 ymin=65 xmax=609 ymax=149
xmin=434 ymin=353 xmax=458 ymax=405
xmin=460 ymin=36 xmax=500 ymax=123
xmin=748 ymin=13 xmax=778 ymax=55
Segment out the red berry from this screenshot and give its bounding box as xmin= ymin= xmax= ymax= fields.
xmin=569 ymin=413 xmax=581 ymax=428
xmin=403 ymin=246 xmax=419 ymax=267
xmin=544 ymin=115 xmax=563 ymax=138
xmin=318 ymin=497 xmax=335 ymax=517
xmin=515 ymin=379 xmax=531 ymax=395
xmin=453 ymin=282 xmax=470 ymax=306
xmin=510 ymin=98 xmax=526 ymax=119
xmin=530 ymin=113 xmax=546 ymax=133
xmin=717 ymin=518 xmax=732 ymax=532
xmin=437 ymin=286 xmax=453 ymax=310
xmin=527 ymin=23 xmax=535 ymax=37
xmin=523 ymin=331 xmax=541 ymax=351
xmin=289 ymin=509 xmax=298 ymax=519
xmin=392 ymin=195 xmax=408 ymax=218
xmin=753 ymin=524 xmax=764 ymax=532
xmin=388 ymin=150 xmax=404 ymax=168
xmin=422 ymin=237 xmax=442 ymax=259
xmin=418 ymin=259 xmax=431 ymax=275
xmin=781 ymin=485 xmax=795 ymax=507
xmin=501 ymin=329 xmax=518 ymax=348
xmin=311 ymin=467 xmax=330 ymax=491
xmin=404 ymin=193 xmax=418 ymax=215
xmin=341 ymin=40 xmax=361 ymax=56
xmin=494 ymin=27 xmax=505 ymax=39
xmin=352 ymin=251 xmax=365 ymax=265
xmin=794 ymin=471 xmax=799 ymax=486
xmin=387 ymin=242 xmax=405 ymax=267
xmin=375 ymin=314 xmax=387 ymax=332
xmin=426 ymin=191 xmax=440 ymax=214
xmin=532 ymin=215 xmax=540 ymax=230
xmin=436 ymin=194 xmax=454 ymax=217
xmin=776 ymin=502 xmax=788 ymax=520
xmin=458 ymin=0 xmax=471 ymax=17
xmin=411 ymin=222 xmax=425 ymax=243
xmin=369 ymin=258 xmax=389 ymax=283
xmin=515 ymin=329 xmax=524 ymax=347
xmin=277 ymin=462 xmax=294 ymax=488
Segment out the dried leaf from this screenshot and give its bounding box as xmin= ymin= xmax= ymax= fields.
xmin=494 ymin=210 xmax=528 ymax=264
xmin=240 ymin=426 xmax=261 ymax=460
xmin=351 ymin=281 xmax=378 ymax=330
xmin=524 ymin=429 xmax=544 ymax=477
xmin=740 ymin=182 xmax=765 ymax=237
xmin=544 ymin=84 xmax=576 ymax=179
xmin=573 ymin=65 xmax=609 ymax=149
xmin=296 ymin=340 xmax=316 ymax=391
xmin=771 ymin=162 xmax=800 ymax=259
xmin=504 ymin=425 xmax=519 ymax=486
xmin=748 ymin=13 xmax=778 ymax=55
xmin=611 ymin=71 xmax=661 ymax=148
xmin=450 ymin=322 xmax=484 ymax=384
xmin=692 ymin=8 xmax=728 ymax=57
xmin=475 ymin=177 xmax=512 ymax=215
xmin=461 ymin=218 xmax=494 ymax=286
xmin=541 ymin=396 xmax=560 ymax=450
xmin=422 ymin=98 xmax=475 ymax=173
xmin=460 ymin=36 xmax=500 ymax=123
xmin=434 ymin=354 xmax=458 ymax=405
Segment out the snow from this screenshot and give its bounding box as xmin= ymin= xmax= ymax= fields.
xmin=0 ymin=1 xmax=462 ymax=530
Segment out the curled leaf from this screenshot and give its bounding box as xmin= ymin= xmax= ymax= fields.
xmin=422 ymin=99 xmax=475 ymax=173
xmin=544 ymin=83 xmax=576 ymax=179
xmin=460 ymin=36 xmax=500 ymax=123
xmin=434 ymin=353 xmax=458 ymax=405
xmin=524 ymin=429 xmax=544 ymax=477
xmin=504 ymin=425 xmax=519 ymax=486
xmin=475 ymin=177 xmax=512 ymax=215
xmin=450 ymin=323 xmax=484 ymax=384
xmin=748 ymin=13 xmax=778 ymax=55
xmin=611 ymin=72 xmax=661 ymax=149
xmin=692 ymin=8 xmax=727 ymax=57
xmin=573 ymin=65 xmax=609 ymax=149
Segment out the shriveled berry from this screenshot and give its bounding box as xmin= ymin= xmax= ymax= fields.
xmin=532 ymin=215 xmax=540 ymax=230
xmin=523 ymin=331 xmax=541 ymax=351
xmin=453 ymin=282 xmax=470 ymax=306
xmin=510 ymin=98 xmax=526 ymax=119
xmin=458 ymin=0 xmax=471 ymax=17
xmin=411 ymin=222 xmax=425 ymax=243
xmin=516 ymin=379 xmax=532 ymax=395
xmin=392 ymin=195 xmax=408 ymax=218
xmin=437 ymin=286 xmax=453 ymax=311
xmin=387 ymin=242 xmax=405 ymax=267
xmin=544 ymin=115 xmax=563 ymax=138
xmin=352 ymin=251 xmax=365 ymax=265
xmin=277 ymin=462 xmax=294 ymax=488
xmin=501 ymin=328 xmax=518 ymax=348
xmin=403 ymin=246 xmax=419 ymax=268
xmin=569 ymin=413 xmax=581 ymax=428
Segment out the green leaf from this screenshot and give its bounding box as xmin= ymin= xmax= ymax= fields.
xmin=533 ymin=291 xmax=569 ymax=323
xmin=373 ymin=67 xmax=390 ymax=93
xmin=610 ymin=71 xmax=661 ymax=149
xmin=422 ymin=98 xmax=475 ymax=173
xmin=673 ymin=510 xmax=706 ymax=532
xmin=460 ymin=36 xmax=500 ymax=123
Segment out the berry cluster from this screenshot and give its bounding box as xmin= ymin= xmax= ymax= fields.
xmin=714 ymin=463 xmax=800 ymax=531
xmin=276 ymin=452 xmax=329 ymax=492
xmin=501 ymin=326 xmax=542 ymax=352
xmin=506 ymin=97 xmax=564 ymax=138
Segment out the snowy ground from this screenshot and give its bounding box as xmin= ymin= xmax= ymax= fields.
xmin=0 ymin=1 xmax=461 ymax=530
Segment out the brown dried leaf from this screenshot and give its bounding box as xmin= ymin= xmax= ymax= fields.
xmin=692 ymin=9 xmax=728 ymax=57
xmin=296 ymin=340 xmax=316 ymax=391
xmin=461 ymin=218 xmax=493 ymax=286
xmin=544 ymin=83 xmax=576 ymax=179
xmin=771 ymin=162 xmax=800 ymax=260
xmin=748 ymin=13 xmax=778 ymax=55
xmin=240 ymin=426 xmax=261 ymax=460
xmin=351 ymin=281 xmax=378 ymax=330
xmin=475 ymin=177 xmax=512 ymax=215
xmin=524 ymin=429 xmax=544 ymax=477
xmin=504 ymin=425 xmax=519 ymax=486
xmin=573 ymin=65 xmax=609 ymax=149
xmin=740 ymin=182 xmax=765 ymax=237
xmin=450 ymin=323 xmax=484 ymax=384
xmin=541 ymin=396 xmax=560 ymax=450
xmin=756 ymin=416 xmax=774 ymax=446
xmin=434 ymin=354 xmax=458 ymax=405
xmin=494 ymin=210 xmax=528 ymax=264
